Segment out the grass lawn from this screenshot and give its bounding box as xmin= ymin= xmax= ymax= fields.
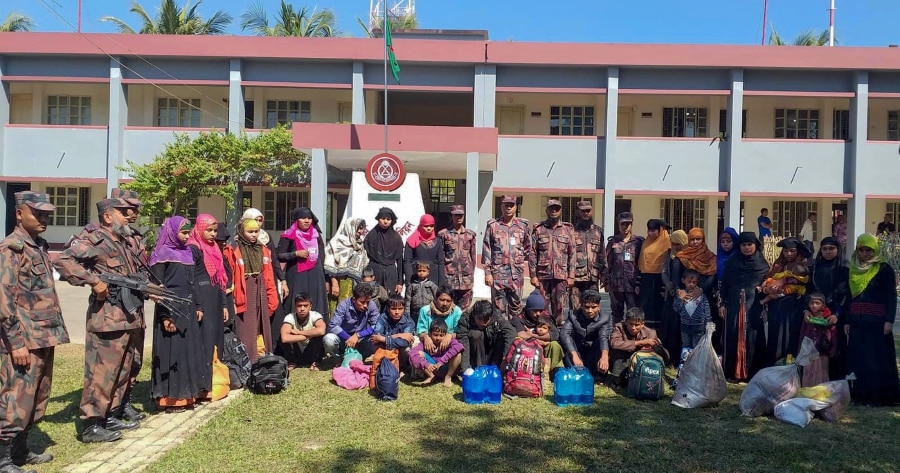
xmin=26 ymin=344 xmax=153 ymax=473
xmin=146 ymin=339 xmax=900 ymax=473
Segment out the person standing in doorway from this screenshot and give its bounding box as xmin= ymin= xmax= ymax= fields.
xmin=530 ymin=199 xmax=576 ymax=326
xmin=800 ymin=212 xmax=817 ymax=254
xmin=0 ymin=192 xmax=70 ymax=470
xmin=438 ymin=205 xmax=476 ymax=311
xmin=758 ymin=208 xmax=773 ymax=239
xmin=571 ymin=200 xmax=606 ymax=312
xmin=877 ymin=213 xmax=895 ymax=235
xmin=605 ymin=212 xmax=644 ymax=324
xmin=482 ymin=196 xmax=532 ymax=320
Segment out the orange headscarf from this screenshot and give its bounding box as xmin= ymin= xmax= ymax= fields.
xmin=637 ymin=221 xmax=671 ymax=274
xmin=677 ymin=228 xmax=718 ymax=276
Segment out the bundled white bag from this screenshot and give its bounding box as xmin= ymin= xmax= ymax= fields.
xmin=672 ymin=323 xmax=727 ymax=408
xmin=774 ymin=397 xmax=830 ymax=428
xmin=739 ymin=337 xmax=818 ymax=417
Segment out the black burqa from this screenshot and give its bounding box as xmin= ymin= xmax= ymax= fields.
xmin=808 ymin=236 xmax=850 ymax=378
xmin=274 ymin=207 xmax=328 ymax=343
xmin=720 ymin=232 xmax=770 ymax=380
xmin=363 ymin=207 xmax=404 ymax=291
xmin=761 ymin=237 xmax=811 ymax=369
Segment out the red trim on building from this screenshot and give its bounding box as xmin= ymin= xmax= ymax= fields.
xmin=0 ymin=176 xmax=107 ymax=183
xmin=743 ymin=91 xmax=854 ymax=97
xmin=292 ymin=123 xmax=498 ymax=154
xmin=618 ymin=89 xmax=729 ymax=95
xmin=493 ymin=187 xmax=605 ymax=194
xmin=740 ymin=192 xmax=851 ymax=198
xmin=864 ymin=194 xmax=900 ymax=199
xmin=121 ymin=78 xmax=229 ymax=86
xmin=868 ymin=92 xmax=900 ymax=99
xmin=124 ymin=126 xmax=224 ymax=132
xmin=495 ymin=86 xmax=607 ymax=94
xmin=361 ymin=84 xmax=473 ymax=92
xmin=500 ymin=134 xmax=600 ymax=140
xmin=617 ymin=136 xmax=714 ymax=142
xmin=742 ymin=138 xmax=846 ymax=144
xmin=1 ymin=75 xmax=109 ymax=83
xmin=618 ymin=190 xmax=727 ymax=196
xmin=242 ymin=81 xmax=352 ymax=89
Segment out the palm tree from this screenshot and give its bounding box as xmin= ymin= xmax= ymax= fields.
xmin=240 ymin=1 xmax=338 ymax=37
xmin=768 ymin=26 xmax=832 ymax=46
xmin=0 ymin=12 xmax=35 ymax=32
xmin=356 ymin=14 xmax=417 ymax=38
xmin=100 ymin=0 xmax=232 ymax=35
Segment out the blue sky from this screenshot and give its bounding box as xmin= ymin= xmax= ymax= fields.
xmin=13 ymin=0 xmax=899 ymax=46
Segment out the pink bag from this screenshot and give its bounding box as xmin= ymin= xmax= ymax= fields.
xmin=332 ymin=360 xmax=371 ymax=390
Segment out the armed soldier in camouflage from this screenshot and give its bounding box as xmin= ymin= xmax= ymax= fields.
xmin=571 ymin=200 xmax=606 ymax=311
xmin=0 ymin=192 xmax=70 ymax=472
xmin=109 ymin=188 xmax=147 ymax=423
xmin=482 ymin=195 xmax=532 ymax=319
xmin=53 ymin=198 xmax=145 ymax=443
xmin=438 ymin=205 xmax=477 ymax=310
xmin=605 ymin=212 xmax=644 ymax=324
xmin=530 ymin=199 xmax=576 ymax=326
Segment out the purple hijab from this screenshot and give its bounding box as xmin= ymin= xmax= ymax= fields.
xmin=149 ymin=216 xmax=194 ymax=266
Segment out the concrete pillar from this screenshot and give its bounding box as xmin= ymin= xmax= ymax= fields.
xmin=602 ymin=67 xmax=619 ymax=234
xmin=847 ymin=71 xmax=869 ymax=244
xmin=724 ymin=69 xmax=744 ymax=231
xmin=465 ymin=152 xmax=480 ymax=235
xmin=473 ymin=65 xmax=496 ymax=127
xmin=476 ymin=171 xmax=494 ymax=256
xmin=311 ymin=148 xmax=329 ymax=241
xmin=352 ymin=62 xmax=366 ymax=125
xmin=228 ymin=59 xmax=244 ymax=133
xmin=107 ymin=57 xmax=127 ymax=196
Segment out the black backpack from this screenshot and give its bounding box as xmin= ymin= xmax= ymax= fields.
xmin=375 ymin=356 xmax=400 ymax=401
xmin=221 ymin=328 xmax=252 ymax=389
xmin=248 ymin=354 xmax=289 ymax=395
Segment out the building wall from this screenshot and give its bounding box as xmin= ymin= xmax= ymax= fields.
xmin=8 ymin=82 xmax=110 ymax=125
xmin=126 ymin=85 xmax=230 ymax=128
xmin=866 ymin=98 xmax=900 ymax=141
xmin=742 ymin=96 xmax=852 ymax=139
xmin=495 ymin=136 xmax=600 ymax=189
xmin=618 ymin=95 xmax=727 ymax=138
xmin=494 ymin=93 xmax=606 ymax=136
xmin=244 ymin=87 xmax=353 ymax=127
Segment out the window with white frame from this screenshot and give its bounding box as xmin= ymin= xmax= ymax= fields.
xmin=661 ymin=198 xmax=705 ymax=231
xmin=662 ymin=107 xmax=707 ymax=137
xmin=428 ymin=179 xmax=457 ymax=214
xmin=774 ymin=109 xmax=820 ymax=139
xmin=157 ymin=98 xmax=201 ymax=127
xmin=545 ymin=196 xmax=594 ymax=224
xmin=46 ymin=186 xmax=90 ymax=227
xmin=549 ymin=106 xmax=595 ymax=136
xmin=264 ymin=190 xmax=310 ymax=231
xmin=833 ymin=109 xmax=850 ymax=140
xmin=266 ymin=101 xmax=311 ymax=128
xmin=888 ymin=111 xmax=900 ymax=141
xmin=772 ymin=200 xmax=817 ymax=238
xmin=885 ymin=202 xmax=900 ymax=227
xmin=47 ymin=95 xmax=91 ymax=125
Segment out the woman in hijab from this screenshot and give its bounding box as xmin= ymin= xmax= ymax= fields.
xmin=403 ymin=214 xmax=445 ymax=286
xmin=149 ymin=216 xmax=208 ymax=412
xmin=807 ymin=236 xmax=849 ymax=379
xmin=843 ymin=234 xmax=899 ymax=406
xmin=719 ymin=232 xmax=769 ymax=381
xmin=186 ymin=214 xmax=228 ymax=378
xmin=678 ymin=228 xmax=720 ymax=349
xmin=363 ymin=207 xmax=404 ymax=294
xmin=637 ymin=219 xmax=671 ymax=330
xmin=225 ymin=218 xmax=280 ymax=364
xmin=761 ymin=237 xmax=811 ymax=367
xmin=275 ymin=208 xmax=327 ymax=342
xmin=242 ymin=208 xmax=287 ymax=297
xmin=660 ymin=230 xmax=688 ymax=365
xmin=716 ymin=228 xmax=740 ymax=283
xmin=324 ymin=218 xmax=369 ymax=315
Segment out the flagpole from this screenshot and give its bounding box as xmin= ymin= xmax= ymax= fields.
xmin=383 ymin=2 xmax=389 ymax=153
xmin=761 ymin=0 xmax=768 ymax=45
xmin=828 ymin=0 xmax=835 ymax=47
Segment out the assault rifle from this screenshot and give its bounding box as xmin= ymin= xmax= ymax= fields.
xmin=99 ymin=273 xmax=192 ymax=321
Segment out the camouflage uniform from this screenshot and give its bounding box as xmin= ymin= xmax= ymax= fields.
xmin=605 ymin=234 xmax=644 ymax=324
xmin=531 ymin=218 xmax=576 ymax=326
xmin=438 ymin=218 xmax=477 ymax=311
xmin=482 ymin=216 xmax=532 ymax=320
xmin=572 ymin=220 xmax=606 ymax=311
xmin=52 ymin=199 xmax=144 ymax=427
xmin=0 ymin=192 xmax=69 ymax=469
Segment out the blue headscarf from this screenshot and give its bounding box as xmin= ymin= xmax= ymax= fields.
xmin=716 ymin=227 xmax=740 ymax=280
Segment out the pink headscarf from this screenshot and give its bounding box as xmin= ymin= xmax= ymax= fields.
xmin=283 ymin=207 xmax=320 ymax=273
xmin=406 ymin=214 xmax=436 ymax=249
xmin=187 ymin=214 xmax=228 ymax=289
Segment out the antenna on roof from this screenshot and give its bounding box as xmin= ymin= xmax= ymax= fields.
xmin=369 ymin=0 xmax=415 ymax=30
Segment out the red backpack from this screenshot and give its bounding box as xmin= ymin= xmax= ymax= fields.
xmin=503 ymin=338 xmax=544 ymax=398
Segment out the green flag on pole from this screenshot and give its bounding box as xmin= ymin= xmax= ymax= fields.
xmin=385 ymin=19 xmax=400 ymax=84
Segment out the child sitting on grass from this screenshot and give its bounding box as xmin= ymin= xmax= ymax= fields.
xmin=372 ymin=294 xmax=417 ymax=370
xmin=409 ymin=320 xmax=464 ymax=387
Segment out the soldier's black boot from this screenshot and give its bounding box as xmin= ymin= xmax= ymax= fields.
xmin=79 ymin=420 xmax=122 ymax=443
xmin=0 ymin=442 xmax=36 ymax=473
xmin=103 ymin=417 xmax=140 ymax=432
xmin=10 ymin=430 xmax=52 ymax=466
xmin=115 ymin=390 xmax=146 ymax=422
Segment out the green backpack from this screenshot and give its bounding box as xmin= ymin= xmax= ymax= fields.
xmin=626 ymin=351 xmax=666 ymax=401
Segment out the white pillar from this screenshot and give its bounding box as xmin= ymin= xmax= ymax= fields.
xmin=352 ymin=62 xmax=366 ymax=125
xmin=725 ymin=69 xmax=744 ymax=230
xmin=228 ymin=59 xmax=244 ymax=133
xmin=847 ymin=71 xmax=869 ymax=244
xmin=474 ymin=65 xmax=496 ymax=127
xmin=311 ymin=148 xmax=329 ymax=241
xmin=465 ymin=152 xmax=480 ymax=235
xmin=107 ymin=57 xmax=127 ymax=196
xmin=602 ymin=67 xmax=619 ymax=234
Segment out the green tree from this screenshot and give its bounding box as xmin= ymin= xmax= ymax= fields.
xmin=0 ymin=12 xmax=35 ymax=32
xmin=120 ymin=126 xmax=308 ymax=240
xmin=768 ymin=26 xmax=833 ymax=46
xmin=100 ymin=0 xmax=232 ymax=34
xmin=356 ymin=13 xmax=417 ymax=38
xmin=241 ymin=1 xmax=339 ymax=37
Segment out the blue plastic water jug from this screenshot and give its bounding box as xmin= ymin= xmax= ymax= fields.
xmin=462 ymin=368 xmax=485 ymax=404
xmin=485 ymin=365 xmax=502 ymax=404
xmin=575 ymin=368 xmax=595 ymax=405
xmin=553 ymin=368 xmax=573 ymax=406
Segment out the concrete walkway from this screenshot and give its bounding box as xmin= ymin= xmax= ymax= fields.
xmin=61 ymin=390 xmax=242 ymax=473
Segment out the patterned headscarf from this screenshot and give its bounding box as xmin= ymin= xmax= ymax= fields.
xmin=324 ymin=218 xmax=369 ymax=280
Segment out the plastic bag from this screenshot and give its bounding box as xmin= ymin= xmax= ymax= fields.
xmin=341 ymin=347 xmax=363 ymax=368
xmin=672 ymin=323 xmax=727 ymax=408
xmin=739 ymin=337 xmax=818 ymax=417
xmin=815 ymin=380 xmax=851 ymax=422
xmin=774 ymin=397 xmax=830 ymax=428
